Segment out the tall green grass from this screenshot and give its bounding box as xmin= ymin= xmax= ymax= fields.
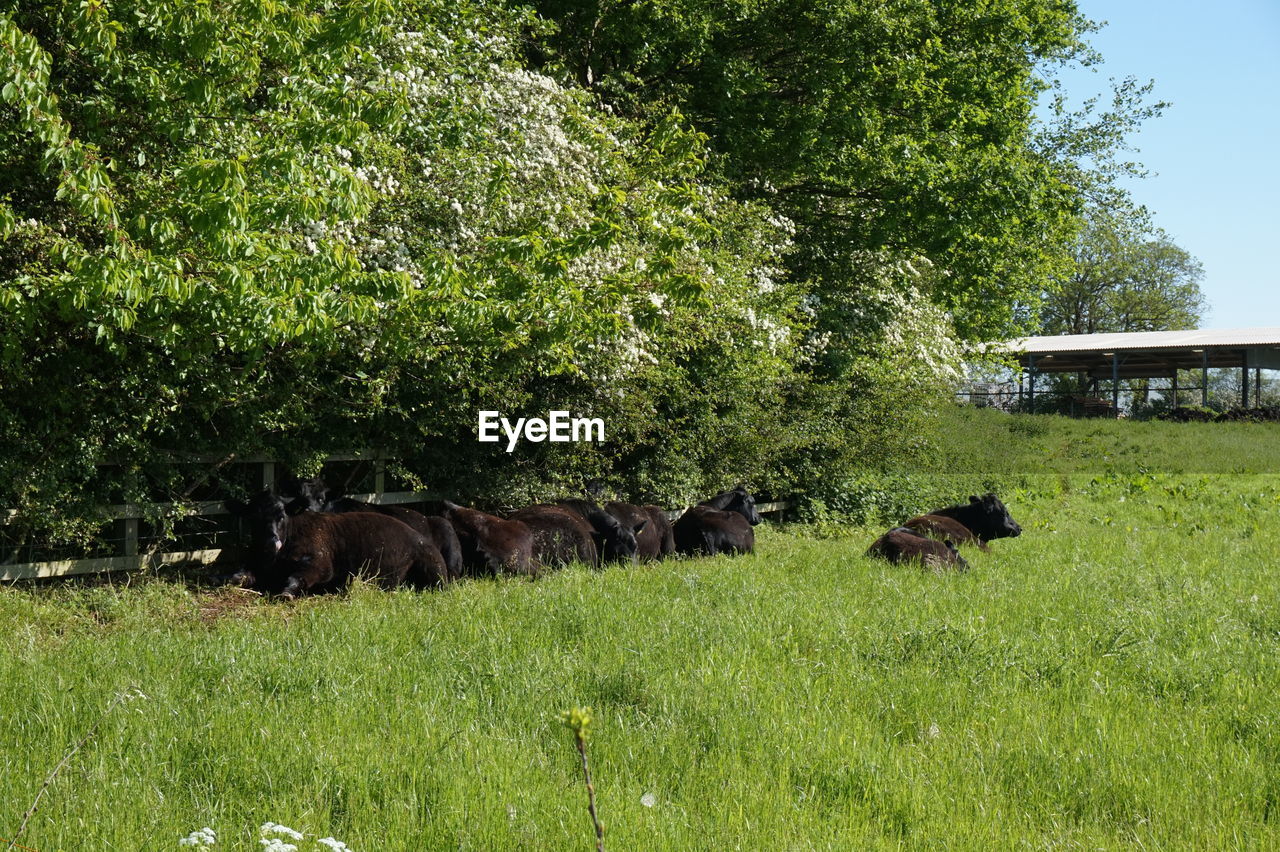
xmin=920 ymin=404 xmax=1280 ymax=474
xmin=3 ymin=473 xmax=1279 ymax=849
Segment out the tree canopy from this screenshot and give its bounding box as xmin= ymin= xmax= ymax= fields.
xmin=1038 ymin=211 xmax=1205 ymax=336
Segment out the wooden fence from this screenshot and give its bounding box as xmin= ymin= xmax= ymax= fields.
xmin=1 ymin=450 xmax=788 ymax=582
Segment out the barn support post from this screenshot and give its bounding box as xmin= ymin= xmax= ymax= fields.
xmin=1028 ymin=355 xmax=1036 ymax=411
xmin=1111 ymin=353 xmax=1120 ymax=415
xmin=374 ymin=450 xmax=387 ymax=495
xmin=1202 ymin=350 xmax=1209 ymax=407
xmin=1172 ymin=369 xmax=1179 ymax=408
xmin=1242 ymin=355 xmax=1250 ymax=408
xmin=1257 ymin=368 xmax=1263 ymax=407
xmin=261 ymin=461 xmax=276 ymax=491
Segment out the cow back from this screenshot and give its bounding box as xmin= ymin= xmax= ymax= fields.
xmin=509 ymin=505 xmax=599 ymax=569
xmin=866 ymin=527 xmax=968 ymax=572
xmin=901 ymin=514 xmax=990 ymax=552
xmin=443 ymin=504 xmax=536 ymax=577
xmin=673 ymin=504 xmax=755 ymax=556
xmin=325 ymin=498 xmax=463 ymax=580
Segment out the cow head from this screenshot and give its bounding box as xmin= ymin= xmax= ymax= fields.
xmin=226 ymin=489 xmax=302 ymax=555
xmin=728 ymin=486 xmax=763 ymax=526
xmin=279 ymin=476 xmax=330 ymax=513
xmin=701 ymin=486 xmax=762 ymax=525
xmin=591 ymin=513 xmax=648 ymax=565
xmin=967 ymin=493 xmax=1021 ymax=539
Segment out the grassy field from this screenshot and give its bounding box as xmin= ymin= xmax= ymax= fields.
xmin=921 ymin=404 xmax=1280 ymax=474
xmin=3 ymin=466 xmax=1280 ymax=849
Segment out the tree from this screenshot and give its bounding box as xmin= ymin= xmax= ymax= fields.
xmin=1038 ymin=211 xmax=1205 ymax=336
xmin=524 ymin=0 xmax=1173 ymax=488
xmin=524 ymin=0 xmax=1109 ymax=338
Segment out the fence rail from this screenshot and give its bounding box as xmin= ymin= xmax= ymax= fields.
xmin=1 ymin=451 xmax=790 ymax=582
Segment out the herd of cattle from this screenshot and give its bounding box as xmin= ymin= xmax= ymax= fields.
xmin=220 ymin=481 xmax=1022 ymax=598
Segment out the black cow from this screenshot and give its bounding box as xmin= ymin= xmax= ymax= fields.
xmin=225 ymin=491 xmax=448 ymax=597
xmin=901 ymin=514 xmax=990 ymax=552
xmin=442 ymin=501 xmax=536 ymax=577
xmin=278 ymin=477 xmax=464 ymax=580
xmin=327 ymin=498 xmax=463 ymax=582
xmin=605 ymin=501 xmax=674 ymax=562
xmin=673 ymin=486 xmax=761 ymax=556
xmin=866 ymin=527 xmax=968 ymax=571
xmin=509 ymin=504 xmax=599 ymax=569
xmin=924 ymin=493 xmax=1022 ymax=544
xmin=557 ymin=498 xmax=647 ymax=565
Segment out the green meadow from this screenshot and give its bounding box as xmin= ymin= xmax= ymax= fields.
xmin=4 ymin=419 xmax=1280 ymax=849
xmin=923 ymin=404 xmax=1280 ymax=474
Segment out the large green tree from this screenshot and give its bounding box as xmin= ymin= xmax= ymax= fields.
xmin=525 ymin=0 xmax=1102 ymax=338
xmin=1038 ymin=211 xmax=1205 ymax=336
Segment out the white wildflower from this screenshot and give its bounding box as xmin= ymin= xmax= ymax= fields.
xmin=179 ymin=826 xmax=216 ymax=846
xmin=640 ymin=793 xmax=657 ymax=808
xmin=259 ymin=840 xmax=297 ymax=852
xmin=261 ymin=823 xmax=305 ymax=840
xmin=316 ymin=838 xmax=352 ymax=852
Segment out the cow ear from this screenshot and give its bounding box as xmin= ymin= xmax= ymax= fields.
xmin=284 ymin=497 xmax=311 ymax=516
xmin=969 ymin=495 xmax=981 ymax=504
xmin=634 ymin=519 xmax=649 ymax=533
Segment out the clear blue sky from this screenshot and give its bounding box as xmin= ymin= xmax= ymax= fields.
xmin=1048 ymin=0 xmax=1280 ymax=330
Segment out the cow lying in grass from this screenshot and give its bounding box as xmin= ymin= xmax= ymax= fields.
xmin=866 ymin=527 xmax=968 ymax=571
xmin=442 ymin=501 xmax=536 ymax=577
xmin=674 ymin=486 xmax=761 ymax=556
xmin=279 ymin=476 xmax=463 ymax=579
xmin=555 ymin=498 xmax=650 ymax=562
xmin=226 ymin=491 xmax=448 ymax=598
xmin=605 ymin=501 xmax=675 ymax=562
xmin=902 ymin=493 xmax=1022 ymax=550
xmin=509 ymin=504 xmax=600 ymax=569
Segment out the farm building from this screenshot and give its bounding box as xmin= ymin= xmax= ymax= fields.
xmin=970 ymin=327 xmax=1280 ymax=416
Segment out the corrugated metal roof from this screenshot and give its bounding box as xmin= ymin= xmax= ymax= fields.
xmin=1003 ymin=327 xmax=1280 ymax=354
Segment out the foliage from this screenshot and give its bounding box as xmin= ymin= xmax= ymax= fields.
xmin=0 ymin=0 xmax=805 ymax=539
xmin=0 ymin=0 xmax=408 ymax=539
xmin=0 ymin=0 xmax=1171 ymax=546
xmin=1038 ymin=208 xmax=1205 ymax=336
xmin=525 ymin=0 xmax=1099 ymax=339
xmin=523 ymin=0 xmax=1168 ymax=498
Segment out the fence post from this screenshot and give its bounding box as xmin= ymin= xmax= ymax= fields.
xmin=124 ymin=517 xmax=138 ymax=560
